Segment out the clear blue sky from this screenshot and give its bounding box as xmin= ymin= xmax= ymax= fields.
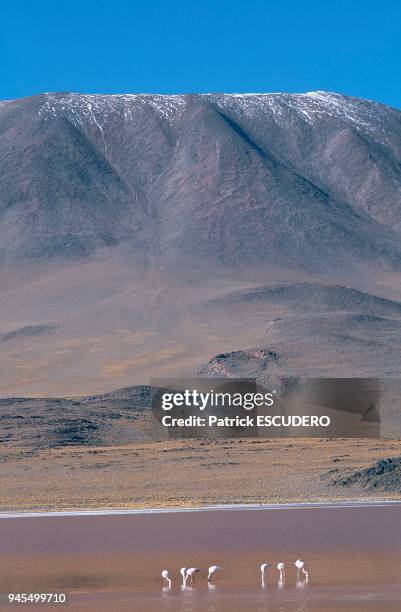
xmin=1 ymin=0 xmax=401 ymax=108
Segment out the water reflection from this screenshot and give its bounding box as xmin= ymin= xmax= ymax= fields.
xmin=296 ymin=579 xmax=306 ymax=589
xmin=1 ymin=514 xmax=400 ymax=611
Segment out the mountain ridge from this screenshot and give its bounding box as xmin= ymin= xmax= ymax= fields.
xmin=2 ymin=91 xmax=401 ymax=395
xmin=1 ymin=90 xmax=401 ymax=268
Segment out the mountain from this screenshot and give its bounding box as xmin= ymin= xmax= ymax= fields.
xmin=1 ymin=91 xmax=401 ymax=268
xmin=1 ymin=91 xmax=401 ymax=396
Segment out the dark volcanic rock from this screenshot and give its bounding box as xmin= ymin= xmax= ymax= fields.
xmin=0 ymin=386 xmax=159 ymax=448
xmin=331 ymin=456 xmax=401 ymax=493
xmin=0 ymin=325 xmax=57 ymax=343
xmin=199 ymin=348 xmax=279 ymax=377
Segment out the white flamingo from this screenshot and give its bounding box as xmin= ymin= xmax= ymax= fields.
xmin=277 ymin=562 xmax=286 ymax=582
xmin=260 ymin=562 xmax=271 ymax=577
xmin=186 ymin=567 xmax=200 ymax=585
xmin=207 ymin=565 xmax=221 ymax=581
xmin=161 ymin=569 xmax=171 ymax=588
xmin=260 ymin=562 xmax=271 ymax=587
xmin=294 ymin=559 xmax=309 ymax=580
xmin=180 ymin=567 xmax=188 ymax=587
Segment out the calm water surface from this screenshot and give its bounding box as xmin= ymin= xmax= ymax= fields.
xmin=0 ymin=505 xmax=401 ymax=610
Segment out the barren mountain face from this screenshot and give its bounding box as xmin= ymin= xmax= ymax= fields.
xmin=1 ymin=92 xmax=401 ymax=396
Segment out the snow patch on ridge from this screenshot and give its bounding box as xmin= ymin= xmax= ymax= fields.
xmin=36 ymin=91 xmax=398 ymax=149
xmin=38 ymin=93 xmax=188 ymax=131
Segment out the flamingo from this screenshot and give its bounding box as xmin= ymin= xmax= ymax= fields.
xmin=294 ymin=559 xmax=309 ymax=580
xmin=260 ymin=562 xmax=271 ymax=588
xmin=260 ymin=562 xmax=271 ymax=577
xmin=277 ymin=562 xmax=286 ymax=582
xmin=180 ymin=567 xmax=188 ymax=587
xmin=161 ymin=569 xmax=171 ymax=588
xmin=186 ymin=567 xmax=200 ymax=585
xmin=207 ymin=565 xmax=221 ymax=581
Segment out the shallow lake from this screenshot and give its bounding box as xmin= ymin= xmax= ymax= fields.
xmin=1 ymin=504 xmax=401 ymax=610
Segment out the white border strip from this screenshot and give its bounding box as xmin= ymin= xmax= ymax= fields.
xmin=1 ymin=499 xmax=401 ymax=519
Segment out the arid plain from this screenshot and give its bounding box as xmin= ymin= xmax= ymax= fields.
xmin=2 ymin=437 xmax=401 ymax=512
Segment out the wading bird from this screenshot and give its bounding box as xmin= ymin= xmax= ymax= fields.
xmin=277 ymin=562 xmax=286 ymax=582
xmin=185 ymin=567 xmax=201 ymax=585
xmin=180 ymin=567 xmax=188 ymax=586
xmin=260 ymin=562 xmax=271 ymax=577
xmin=260 ymin=562 xmax=271 ymax=587
xmin=294 ymin=559 xmax=309 ymax=580
xmin=161 ymin=569 xmax=171 ymax=588
xmin=207 ymin=565 xmax=221 ymax=581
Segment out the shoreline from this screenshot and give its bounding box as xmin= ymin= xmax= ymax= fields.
xmin=2 ymin=498 xmax=401 ymax=519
